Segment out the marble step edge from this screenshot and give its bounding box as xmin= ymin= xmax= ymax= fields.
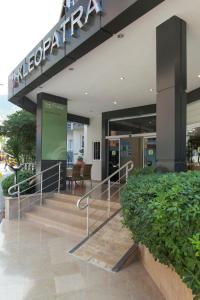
xmin=33 ymin=205 xmax=110 ymax=225
xmin=28 ymin=206 xmax=88 ymax=229
xmin=46 ymin=199 xmax=118 ymax=217
xmin=25 ymin=211 xmax=86 ymax=235
xmin=47 ymin=196 xmax=121 ymax=211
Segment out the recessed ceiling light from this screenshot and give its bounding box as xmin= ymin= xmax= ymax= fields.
xmin=198 ymin=74 xmax=200 ymax=78
xmin=120 ymin=76 xmax=125 ymax=80
xmin=150 ymin=88 xmax=153 ymax=92
xmin=84 ymin=91 xmax=88 ymax=95
xmin=117 ymin=33 xmax=124 ymax=39
xmin=113 ymin=101 xmax=118 ymax=105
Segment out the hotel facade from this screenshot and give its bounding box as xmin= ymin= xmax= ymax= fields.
xmin=8 ymin=0 xmax=200 ymax=186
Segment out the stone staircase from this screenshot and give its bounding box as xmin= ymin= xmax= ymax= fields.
xmin=25 ymin=193 xmax=121 ymax=238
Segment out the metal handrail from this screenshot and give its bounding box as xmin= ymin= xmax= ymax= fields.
xmin=77 ymin=161 xmax=134 ymax=210
xmin=8 ymin=162 xmax=62 ymax=196
xmin=77 ymin=160 xmax=134 ymax=237
xmin=8 ymin=162 xmax=63 ymax=221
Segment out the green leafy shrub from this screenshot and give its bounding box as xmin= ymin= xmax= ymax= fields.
xmin=121 ymin=170 xmax=200 ymax=299
xmin=2 ymin=170 xmax=35 ymax=196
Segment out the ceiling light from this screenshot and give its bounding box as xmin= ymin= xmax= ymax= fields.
xmin=84 ymin=91 xmax=88 ymax=95
xmin=120 ymin=76 xmax=125 ymax=80
xmin=69 ymin=67 xmax=74 ymax=71
xmin=150 ymin=88 xmax=153 ymax=92
xmin=198 ymin=75 xmax=200 ymax=78
xmin=113 ymin=101 xmax=118 ymax=105
xmin=117 ymin=33 xmax=124 ymax=39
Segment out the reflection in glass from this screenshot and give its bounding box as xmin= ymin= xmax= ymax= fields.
xmin=67 ymin=122 xmax=85 ymax=166
xmin=109 ymin=115 xmax=156 ymax=136
xmin=187 ymin=124 xmax=200 ymax=170
xmin=144 ymin=138 xmax=157 ymax=168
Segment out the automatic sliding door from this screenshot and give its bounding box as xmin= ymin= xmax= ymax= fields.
xmin=107 ymin=136 xmax=157 ymax=181
xmin=132 ymin=137 xmax=143 ymax=168
xmin=119 ymin=137 xmax=143 ymax=181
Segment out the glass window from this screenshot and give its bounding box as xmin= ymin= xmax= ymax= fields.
xmin=187 ymin=124 xmax=200 ymax=170
xmin=67 ymin=121 xmax=85 ymax=164
xmin=93 ymin=141 xmax=101 ymax=161
xmin=109 ymin=115 xmax=156 ymax=136
xmin=68 ymin=139 xmax=73 ymax=150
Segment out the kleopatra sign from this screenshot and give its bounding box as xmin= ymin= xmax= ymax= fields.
xmin=13 ymin=0 xmax=102 ymax=87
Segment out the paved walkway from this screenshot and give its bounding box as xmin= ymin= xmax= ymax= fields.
xmin=0 ymin=219 xmax=164 ymax=300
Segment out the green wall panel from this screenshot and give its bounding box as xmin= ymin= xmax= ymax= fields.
xmin=42 ymin=100 xmax=67 ymax=160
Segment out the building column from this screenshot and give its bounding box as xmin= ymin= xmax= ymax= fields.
xmin=36 ymin=93 xmax=67 ymax=191
xmin=156 ymin=16 xmax=187 ymax=172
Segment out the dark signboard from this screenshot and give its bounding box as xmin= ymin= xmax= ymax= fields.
xmin=8 ymin=0 xmax=165 ymax=106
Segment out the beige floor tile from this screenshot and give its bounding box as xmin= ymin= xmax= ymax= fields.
xmin=55 ymin=273 xmax=86 ymax=295
xmin=0 ymin=219 xmax=164 ymax=300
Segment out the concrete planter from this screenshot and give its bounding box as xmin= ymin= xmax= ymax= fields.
xmin=139 ymin=246 xmax=194 ymax=300
xmin=5 ymin=194 xmax=41 ymax=220
xmin=5 ymin=192 xmax=54 ymax=220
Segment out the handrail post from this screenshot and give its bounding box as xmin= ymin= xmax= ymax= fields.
xmin=76 ymin=161 xmax=134 ymax=212
xmin=126 ymin=165 xmax=129 ymax=183
xmin=86 ymin=197 xmax=89 ymax=237
xmin=108 ymin=179 xmax=111 ymax=217
xmin=17 ymin=185 xmax=20 ymax=221
xmin=58 ymin=163 xmax=61 ymax=193
xmin=40 ymin=173 xmax=43 ymax=206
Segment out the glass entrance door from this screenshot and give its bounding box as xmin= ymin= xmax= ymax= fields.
xmin=120 ymin=137 xmax=144 ymax=168
xmin=143 ymin=137 xmax=157 ymax=167
xmin=108 ymin=139 xmax=120 ymax=181
xmin=107 ymin=136 xmax=157 ymax=179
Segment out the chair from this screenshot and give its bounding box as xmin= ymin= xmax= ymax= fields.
xmin=81 ymin=164 xmax=93 ymax=188
xmin=66 ymin=165 xmax=82 ymax=186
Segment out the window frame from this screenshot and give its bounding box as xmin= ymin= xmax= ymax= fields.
xmin=93 ymin=140 xmax=101 ymax=161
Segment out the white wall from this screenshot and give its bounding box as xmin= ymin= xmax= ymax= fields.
xmin=84 ymin=115 xmax=102 ymax=181
xmin=187 ymin=100 xmax=200 ymax=125
xmin=67 ymin=125 xmax=84 ymax=163
xmin=73 ymin=128 xmax=84 ymax=162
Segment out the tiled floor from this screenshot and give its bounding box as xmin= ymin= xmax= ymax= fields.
xmin=0 ymin=219 xmax=164 ymax=300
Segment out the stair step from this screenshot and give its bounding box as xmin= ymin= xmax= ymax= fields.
xmin=46 ymin=199 xmax=118 ymax=221
xmin=25 ymin=210 xmax=86 ymax=236
xmin=25 ymin=211 xmax=86 ymax=237
xmin=46 ymin=199 xmax=86 ymax=216
xmin=30 ymin=206 xmax=87 ymax=228
xmin=24 ymin=192 xmax=121 ymax=237
xmin=48 ymin=194 xmax=121 ymax=211
xmin=25 ymin=205 xmax=106 ymax=235
xmin=51 ymin=193 xmax=80 ymax=201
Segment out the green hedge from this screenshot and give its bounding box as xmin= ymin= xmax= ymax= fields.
xmin=121 ymin=169 xmax=200 ymax=299
xmin=1 ymin=170 xmax=35 ymax=196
